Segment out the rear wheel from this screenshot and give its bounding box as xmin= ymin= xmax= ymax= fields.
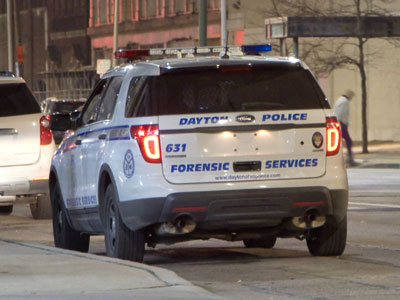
xmin=243 ymin=236 xmax=277 ymax=249
xmin=306 ymin=215 xmax=347 ymax=256
xmin=52 ymin=182 xmax=90 ymax=252
xmin=0 ymin=205 xmax=13 ymax=215
xmin=30 ymin=194 xmax=52 ymax=219
xmin=104 ymin=184 xmax=145 ymax=262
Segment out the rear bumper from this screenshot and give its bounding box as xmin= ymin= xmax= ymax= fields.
xmin=119 ymin=186 xmax=348 ymax=232
xmin=0 ymin=178 xmax=49 ymax=197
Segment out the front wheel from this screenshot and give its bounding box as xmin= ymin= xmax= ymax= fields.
xmin=306 ymin=215 xmax=347 ymax=256
xmin=104 ymin=184 xmax=145 ymax=262
xmin=0 ymin=205 xmax=13 ymax=215
xmin=51 ymin=182 xmax=90 ymax=252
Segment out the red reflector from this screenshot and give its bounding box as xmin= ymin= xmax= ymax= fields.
xmin=40 ymin=115 xmax=52 ymax=145
xmin=293 ymin=201 xmax=325 ymax=207
xmin=130 ymin=125 xmax=161 ymax=163
xmin=326 ymin=116 xmax=341 ymax=156
xmin=172 ymin=206 xmax=207 ymax=213
xmin=115 ymin=49 xmax=150 ymax=59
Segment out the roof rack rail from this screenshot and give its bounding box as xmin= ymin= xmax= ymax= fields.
xmin=115 ymin=44 xmax=272 ymax=61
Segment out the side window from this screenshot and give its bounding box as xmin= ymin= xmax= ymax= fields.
xmin=125 ymin=76 xmax=158 ymax=117
xmin=97 ymin=77 xmax=123 ymax=121
xmin=125 ymin=77 xmax=144 ymax=117
xmin=81 ymin=79 xmax=108 ymax=125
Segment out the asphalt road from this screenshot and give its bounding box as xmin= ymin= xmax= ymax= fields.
xmin=1 ymin=168 xmax=400 ymax=299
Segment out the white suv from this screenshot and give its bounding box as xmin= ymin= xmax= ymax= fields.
xmin=49 ymin=46 xmax=348 ymax=262
xmin=0 ymin=74 xmax=56 ymax=219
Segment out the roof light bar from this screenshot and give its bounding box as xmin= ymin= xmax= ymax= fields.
xmin=114 ymin=49 xmax=150 ymax=59
xmin=241 ymin=44 xmax=272 ymax=54
xmin=115 ymin=44 xmax=272 ymax=60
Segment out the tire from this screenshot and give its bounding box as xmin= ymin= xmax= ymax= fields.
xmin=51 ymin=182 xmax=90 ymax=252
xmin=30 ymin=194 xmax=52 ymax=219
xmin=0 ymin=205 xmax=13 ymax=215
xmin=306 ymin=215 xmax=347 ymax=256
xmin=104 ymin=184 xmax=145 ymax=262
xmin=243 ymin=236 xmax=277 ymax=249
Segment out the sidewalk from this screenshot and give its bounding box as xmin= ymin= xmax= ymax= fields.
xmin=351 ymin=142 xmax=400 ymax=168
xmin=0 ymin=239 xmax=222 ymax=300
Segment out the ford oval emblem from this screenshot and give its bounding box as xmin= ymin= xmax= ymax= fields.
xmin=236 ymin=114 xmax=255 ymax=123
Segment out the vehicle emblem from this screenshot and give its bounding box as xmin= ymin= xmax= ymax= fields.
xmin=123 ymin=150 xmax=135 ymax=178
xmin=236 ymin=114 xmax=255 ymax=123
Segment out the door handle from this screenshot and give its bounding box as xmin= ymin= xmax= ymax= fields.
xmin=98 ymin=134 xmax=107 ymax=140
xmin=0 ymin=128 xmax=18 ymax=136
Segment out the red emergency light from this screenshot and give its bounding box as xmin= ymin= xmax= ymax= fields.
xmin=114 ymin=49 xmax=150 ymax=59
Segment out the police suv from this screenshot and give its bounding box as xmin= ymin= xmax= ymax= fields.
xmin=49 ymin=45 xmax=348 ymax=262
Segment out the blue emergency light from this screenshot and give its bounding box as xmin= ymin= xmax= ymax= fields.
xmin=241 ymin=44 xmax=272 ymax=54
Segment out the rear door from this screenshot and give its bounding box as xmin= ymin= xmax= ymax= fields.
xmin=0 ymin=82 xmax=42 ymax=167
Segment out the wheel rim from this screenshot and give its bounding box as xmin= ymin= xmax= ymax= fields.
xmin=52 ymin=186 xmax=64 ymax=244
xmin=107 ymin=200 xmax=117 ymax=253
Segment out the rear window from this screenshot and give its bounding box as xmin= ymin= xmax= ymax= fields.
xmin=45 ymin=101 xmax=86 ymax=114
xmin=126 ymin=66 xmax=329 ymax=117
xmin=0 ymin=83 xmax=41 ymax=117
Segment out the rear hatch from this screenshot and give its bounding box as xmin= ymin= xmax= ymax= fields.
xmin=133 ymin=62 xmax=329 ymax=184
xmin=0 ymin=82 xmax=42 ymax=167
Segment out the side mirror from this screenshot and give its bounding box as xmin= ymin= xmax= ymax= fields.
xmin=50 ymin=113 xmax=72 ymax=131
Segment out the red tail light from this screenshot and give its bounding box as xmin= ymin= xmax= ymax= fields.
xmin=130 ymin=125 xmax=161 ymax=163
xmin=326 ymin=116 xmax=341 ymax=156
xmin=40 ymin=115 xmax=53 ymax=145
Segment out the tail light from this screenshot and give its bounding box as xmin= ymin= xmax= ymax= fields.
xmin=130 ymin=125 xmax=161 ymax=163
xmin=326 ymin=116 xmax=341 ymax=156
xmin=40 ymin=115 xmax=53 ymax=145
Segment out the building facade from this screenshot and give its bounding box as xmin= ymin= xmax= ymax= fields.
xmin=87 ymin=0 xmax=224 ymax=64
xmin=0 ymin=0 xmax=94 ymax=101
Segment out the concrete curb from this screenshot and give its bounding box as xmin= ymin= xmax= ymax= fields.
xmin=0 ymin=238 xmax=184 ymax=286
xmin=0 ymin=238 xmax=221 ymax=299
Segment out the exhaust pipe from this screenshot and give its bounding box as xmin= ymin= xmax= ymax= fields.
xmin=292 ymin=211 xmax=326 ymax=229
xmin=155 ymin=215 xmax=197 ymax=236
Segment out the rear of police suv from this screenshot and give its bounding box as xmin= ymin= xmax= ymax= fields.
xmin=121 ymin=55 xmax=348 ymax=256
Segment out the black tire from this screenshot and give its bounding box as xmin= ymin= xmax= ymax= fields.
xmin=306 ymin=215 xmax=347 ymax=256
xmin=30 ymin=194 xmax=52 ymax=219
xmin=51 ymin=182 xmax=90 ymax=252
xmin=104 ymin=184 xmax=145 ymax=262
xmin=243 ymin=236 xmax=277 ymax=249
xmin=0 ymin=205 xmax=13 ymax=215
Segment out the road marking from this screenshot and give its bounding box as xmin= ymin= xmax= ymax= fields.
xmin=349 ymin=201 xmax=400 ymax=209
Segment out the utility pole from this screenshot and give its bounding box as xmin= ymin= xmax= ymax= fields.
xmin=199 ymin=0 xmax=207 ymax=46
xmin=6 ymin=0 xmax=13 ymax=72
xmin=112 ymin=0 xmax=119 ymax=67
xmin=221 ymin=0 xmax=227 ymax=47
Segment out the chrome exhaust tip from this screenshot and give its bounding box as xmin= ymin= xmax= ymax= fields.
xmin=292 ymin=214 xmax=326 ymax=229
xmin=155 ymin=215 xmax=197 ymax=236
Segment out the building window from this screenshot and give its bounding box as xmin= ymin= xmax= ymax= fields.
xmin=157 ymin=0 xmax=166 ymax=18
xmin=166 ymin=0 xmax=175 ymax=16
xmin=208 ymin=0 xmax=219 ymax=11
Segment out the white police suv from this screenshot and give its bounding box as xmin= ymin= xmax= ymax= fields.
xmin=49 ymin=45 xmax=348 ymax=262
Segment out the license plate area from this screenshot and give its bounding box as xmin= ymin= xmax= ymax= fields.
xmin=233 ymin=161 xmax=261 ymax=172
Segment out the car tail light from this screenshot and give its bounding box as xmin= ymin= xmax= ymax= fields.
xmin=326 ymin=116 xmax=341 ymax=156
xmin=130 ymin=125 xmax=161 ymax=163
xmin=40 ymin=115 xmax=53 ymax=145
